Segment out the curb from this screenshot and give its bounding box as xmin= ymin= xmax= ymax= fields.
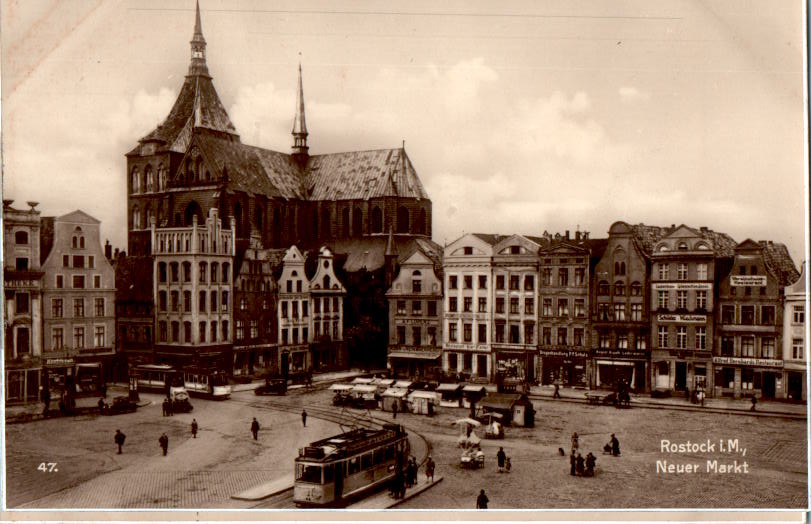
xmin=387 ymin=476 xmax=444 ymax=509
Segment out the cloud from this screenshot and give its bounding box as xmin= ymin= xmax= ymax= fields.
xmin=619 ymin=86 xmax=651 ymax=103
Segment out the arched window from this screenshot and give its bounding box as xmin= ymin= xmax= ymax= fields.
xmin=185 ymin=201 xmax=202 ymax=226
xmin=145 ymin=166 xmax=154 ymax=192
xmin=598 ymin=280 xmax=610 ymax=295
xmin=170 ymin=262 xmax=179 ymax=282
xmin=15 ymin=231 xmax=28 ymax=245
xmin=234 ymin=202 xmax=243 ymax=237
xmin=210 ymin=262 xmax=219 ymax=283
xmin=132 ymin=206 xmax=141 ymax=229
xmin=144 ymin=204 xmax=152 ymax=229
xmin=321 ymin=207 xmax=331 ymax=238
xmin=182 ymin=262 xmax=192 ymax=282
xmin=417 ymin=208 xmax=427 ymax=235
xmin=195 ymin=157 xmax=203 ymax=182
xmin=222 ymin=262 xmax=230 ymax=283
xmin=630 ymin=281 xmax=642 ymax=296
xmin=131 ymin=168 xmax=140 ymax=194
xmin=396 ymin=206 xmax=409 ymax=234
xmin=324 ymin=275 xmax=331 ymax=289
xmin=614 ymin=281 xmax=625 ymax=296
xmin=353 ymin=208 xmax=363 ymax=237
xmin=371 ymin=207 xmax=383 ymax=233
xmin=158 ymin=165 xmax=167 ymax=191
xmin=158 ymin=262 xmax=167 ymax=283
xmin=272 ymin=208 xmax=282 ymax=246
xmin=80 ymin=237 xmax=85 ymax=248
xmin=342 ymin=208 xmax=350 ymax=237
xmin=199 ymin=262 xmax=207 ymax=283
xmin=72 ymin=236 xmax=78 ymax=249
xmin=614 ymin=261 xmax=626 ymax=276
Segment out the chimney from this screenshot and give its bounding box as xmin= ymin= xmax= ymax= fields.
xmin=575 ymin=231 xmax=581 ymax=241
xmin=105 ymin=240 xmax=112 ymax=261
xmin=700 ymin=226 xmax=708 ymax=233
xmin=565 ymin=230 xmax=570 ymax=240
xmin=584 ymin=232 xmax=589 ymax=240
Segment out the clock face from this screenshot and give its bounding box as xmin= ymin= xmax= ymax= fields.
xmin=193 ymin=50 xmax=203 ymax=59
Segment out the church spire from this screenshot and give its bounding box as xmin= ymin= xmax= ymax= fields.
xmin=188 ymin=0 xmax=210 ymax=78
xmin=291 ymin=63 xmax=309 ymax=162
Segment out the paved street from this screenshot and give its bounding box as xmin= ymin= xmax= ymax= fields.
xmin=5 ymin=385 xmax=806 ymax=509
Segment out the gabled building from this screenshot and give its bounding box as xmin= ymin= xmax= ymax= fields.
xmin=277 ymin=246 xmax=311 ymax=372
xmin=308 ymin=247 xmax=348 ymax=370
xmin=3 ymin=200 xmax=45 ymax=402
xmin=782 ymin=261 xmax=806 ymax=401
xmin=386 ymin=244 xmax=443 ymax=379
xmin=714 ymin=239 xmax=798 ymax=399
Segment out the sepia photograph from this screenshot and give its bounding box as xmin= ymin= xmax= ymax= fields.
xmin=1 ymin=0 xmax=808 ymax=519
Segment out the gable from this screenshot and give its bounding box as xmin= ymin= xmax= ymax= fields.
xmin=494 ymin=234 xmax=541 ymax=255
xmin=57 ymin=210 xmax=100 ymax=225
xmin=401 ymin=250 xmax=433 ymax=266
xmin=445 ymin=233 xmax=497 ymax=257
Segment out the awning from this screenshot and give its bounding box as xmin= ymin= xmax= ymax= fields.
xmin=373 ymin=378 xmax=395 ymax=387
xmin=596 ymin=360 xmax=634 ymax=367
xmin=329 ymin=384 xmax=354 ymax=392
xmin=382 ymin=387 xmax=409 ymax=398
xmin=481 ymin=393 xmax=521 ymax=411
xmin=463 ymin=385 xmax=487 ymax=393
xmin=351 ymin=377 xmax=374 ymax=384
xmin=408 ymin=391 xmax=439 ymax=400
xmin=436 ymin=383 xmax=462 ymax=392
xmin=388 ymin=351 xmax=442 ymax=360
xmin=394 ymin=380 xmax=413 ymax=389
xmin=352 ymin=384 xmax=378 ymax=393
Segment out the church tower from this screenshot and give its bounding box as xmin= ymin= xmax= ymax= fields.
xmin=291 ymin=64 xmax=309 ymax=166
xmin=188 ymin=0 xmax=209 ymax=78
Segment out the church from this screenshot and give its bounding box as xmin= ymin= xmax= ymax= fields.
xmin=121 ymin=1 xmax=440 ymax=375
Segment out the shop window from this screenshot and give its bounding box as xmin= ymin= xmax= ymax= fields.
xmin=741 ymin=369 xmax=754 ymax=391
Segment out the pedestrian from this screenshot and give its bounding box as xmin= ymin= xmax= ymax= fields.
xmin=114 ymin=429 xmax=126 ymax=454
xmin=576 ymin=453 xmax=585 ymax=476
xmin=611 ymin=433 xmax=621 ymax=456
xmin=168 ymin=397 xmax=174 ymax=416
xmin=505 ymin=456 xmax=511 ymax=473
xmin=98 ymin=397 xmax=106 ymax=414
xmin=571 ymin=432 xmax=579 ymax=452
xmin=159 ymin=433 xmax=169 ymax=456
xmin=476 ymin=489 xmax=489 ymax=509
xmin=392 ymin=400 xmax=398 ymax=419
xmin=405 ymin=458 xmax=415 ymax=487
xmin=553 ymin=382 xmax=561 ymax=399
xmin=496 ymin=446 xmax=506 ymax=473
xmin=41 ymin=388 xmax=51 ymax=417
xmin=301 ymin=409 xmax=307 ymax=427
xmin=425 ymin=456 xmax=435 ymax=483
xmin=570 ymin=449 xmax=576 ymax=476
xmin=191 ymin=418 xmax=198 ymax=438
xmin=585 ymin=452 xmax=596 ymax=477
xmin=162 ymin=398 xmax=168 ymax=417
xmin=251 ymin=417 xmax=260 ymax=440
xmin=750 ymin=395 xmax=757 ymax=412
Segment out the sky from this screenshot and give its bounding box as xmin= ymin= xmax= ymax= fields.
xmin=2 ymin=0 xmax=807 ymax=265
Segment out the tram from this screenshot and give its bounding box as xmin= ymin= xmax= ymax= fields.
xmin=293 ymin=423 xmax=410 ymax=507
xmin=132 ymin=364 xmax=193 ymax=412
xmin=182 ymin=368 xmax=231 ymax=400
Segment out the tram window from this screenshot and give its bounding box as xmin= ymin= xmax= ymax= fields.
xmin=361 ymin=453 xmax=372 ymax=470
xmin=373 ymin=449 xmax=384 ymax=465
xmin=385 ymin=445 xmax=394 ymax=461
xmin=348 ymin=457 xmax=360 ymax=475
xmin=296 ymin=464 xmax=323 ymax=484
xmin=323 ymin=464 xmax=334 ymax=483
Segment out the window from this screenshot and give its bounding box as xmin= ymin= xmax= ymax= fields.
xmin=182 ymin=261 xmax=191 ymax=282
xmin=448 ymin=297 xmax=457 ymax=313
xmin=223 ymin=263 xmax=231 ymax=283
xmin=598 ymin=303 xmax=610 ymax=321
xmin=184 ymin=321 xmax=192 ymax=343
xmin=478 ymin=323 xmax=487 ymax=343
xmin=636 ymin=337 xmax=647 ymax=350
xmin=16 ymin=293 xmax=29 ymax=314
xmin=573 ymin=328 xmax=584 ymax=346
xmin=464 ymin=275 xmax=473 ymax=289
xmin=88 ymin=256 xmax=95 ymax=269
xmin=292 ymin=300 xmax=300 ymax=318
xmin=697 ymin=263 xmax=708 ymax=280
xmin=448 ymin=322 xmax=458 ymax=342
xmin=741 ymin=336 xmax=755 ymax=357
xmin=508 ymin=324 xmax=520 ymax=344
xmin=413 ymin=300 xmax=423 ymax=315
xmin=509 ymin=275 xmax=519 ymax=290
xmin=557 ymin=269 xmax=568 ymax=287
xmin=94 ymin=326 xmax=105 ymax=347
xmin=676 ymin=326 xmax=687 ymax=349
xmin=496 ymin=275 xmax=505 ymax=290
xmin=73 ymin=275 xmax=85 ymax=289
xmin=93 ymin=275 xmax=101 ymax=288
xmin=397 ymin=326 xmax=406 ymax=344
xmin=677 ymin=263 xmax=688 ymax=280
xmin=52 ymin=298 xmax=63 ymax=318
xmin=658 ymin=290 xmax=669 ymax=310
xmin=199 ymin=262 xmax=207 ymax=283
xmin=95 ymin=298 xmax=104 ymax=317
xmin=158 ymin=263 xmax=167 ymax=283
xmin=463 ymin=246 xmax=473 ymax=255
xmin=524 ymin=298 xmax=534 ymax=315
xmin=658 ymin=326 xmax=668 ymax=348
xmin=721 ymin=336 xmax=734 ymax=356
xmin=495 ymin=323 xmax=505 ymax=343
xmin=199 ymin=291 xmax=207 ymax=313
xmin=449 ymin=276 xmax=458 ymax=289
xmin=15 ymin=231 xmax=29 ymax=244
xmin=631 ymin=304 xmax=642 ymax=321
xmin=557 ymin=327 xmax=567 ymax=346
xmin=413 ymin=326 xmax=422 ymax=345
xmin=575 ymin=268 xmax=585 ymax=285
xmin=613 ymin=304 xmax=625 ymax=321
xmin=741 ymin=306 xmax=755 ymax=325
xmin=159 ymin=322 xmax=168 ymax=342
xmin=574 ymin=299 xmax=585 ymax=318
xmin=615 ymin=261 xmax=626 ymax=276
xmin=508 ymin=297 xmax=518 ymax=314
xmin=598 ymin=281 xmax=609 ymax=295
xmin=16 ymin=258 xmax=29 ymax=271
xmin=524 ymin=275 xmax=534 ymax=291
xmin=412 ymin=278 xmax=422 ymax=293
xmin=52 ymin=328 xmax=64 ymax=350
xmin=240 ymin=297 xmax=248 ymax=311
xmin=524 ymin=323 xmax=534 ymax=344
xmin=210 ymin=263 xmax=219 ymax=283
xmin=169 ymin=290 xmax=179 ymax=311
xmin=761 ymin=337 xmax=775 ymax=358
xmin=157 ymin=291 xmax=167 ymax=312
xmin=221 ymin=291 xmax=228 ymax=312
xmin=617 ymin=334 xmax=628 ymax=349
xmin=658 ymin=264 xmax=669 ymax=280
xmin=56 ymin=275 xmax=64 ymax=288
xmin=792 ymin=338 xmax=803 ymax=359
xmin=250 ymin=320 xmax=259 ymax=339
xmin=171 ymin=322 xmax=180 ymax=342
xmin=721 ymin=305 xmax=735 ymax=324
xmin=396 ymin=300 xmax=406 ymax=315
xmin=170 ymin=262 xmax=179 ymax=282
xmin=74 ymin=298 xmax=84 ymax=318
xmin=463 ymin=323 xmax=472 ymax=342
xmin=599 ymin=333 xmax=611 ymax=348
xmin=542 ymin=269 xmax=552 ymax=286
xmin=478 ymin=275 xmax=487 ymax=289
xmin=542 ymin=298 xmax=553 ymax=316
xmin=760 ymin=305 xmax=775 ymax=325
xmin=794 ymin=305 xmax=805 ymax=324
xmin=74 ymin=327 xmax=85 ymax=349
xmin=463 ymin=297 xmax=472 ymax=313
xmin=614 ymin=281 xmax=625 ymax=296
xmin=677 ymin=290 xmax=688 ymax=309
xmin=496 ymin=297 xmax=505 ymax=314
xmin=184 ymin=291 xmax=192 ymax=312
xmin=630 ymin=282 xmax=642 ymax=296
xmin=542 ymin=327 xmax=552 ymax=345
xmin=696 ymin=291 xmax=707 ymax=310
xmin=63 ymin=255 xmax=70 ymax=268
xmin=557 ymin=299 xmax=569 ymax=317
xmin=695 ymin=327 xmax=706 ymax=350
xmin=478 ymin=297 xmax=487 ymax=313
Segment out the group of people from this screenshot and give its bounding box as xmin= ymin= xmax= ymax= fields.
xmin=390 ymin=454 xmax=435 ymax=500
xmin=567 ymin=432 xmax=620 ymax=477
xmin=162 ymin=397 xmax=176 ymax=416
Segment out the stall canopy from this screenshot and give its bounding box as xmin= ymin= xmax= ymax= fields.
xmin=351 ymin=377 xmax=374 ymax=384
xmin=409 ymin=391 xmax=439 ymax=400
xmin=463 ymin=385 xmax=487 ymax=394
xmin=394 ymin=380 xmax=413 ymax=389
xmin=382 ymin=388 xmax=409 ymax=398
xmin=329 ymin=384 xmax=354 ymax=392
xmin=352 ymin=384 xmax=378 ymax=394
xmin=480 ymin=393 xmax=521 ymax=412
xmin=437 ymin=383 xmax=463 ymax=392
xmin=372 ymin=378 xmax=395 ymax=387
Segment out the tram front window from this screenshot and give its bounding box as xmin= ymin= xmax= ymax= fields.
xmin=168 ymin=373 xmax=184 ymax=387
xmin=210 ymin=373 xmax=228 ymax=387
xmin=296 ymin=463 xmax=323 ymax=484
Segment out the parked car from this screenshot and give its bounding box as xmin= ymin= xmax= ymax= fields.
xmin=103 ymin=396 xmax=137 ymax=415
xmin=255 ymin=378 xmax=287 ymax=396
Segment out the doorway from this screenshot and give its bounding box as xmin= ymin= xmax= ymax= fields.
xmin=788 ymin=372 xmax=804 ymax=401
xmin=761 ymin=372 xmax=776 ymax=398
xmin=674 ymin=362 xmax=687 ymax=391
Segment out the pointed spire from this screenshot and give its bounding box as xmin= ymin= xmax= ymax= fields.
xmin=291 ymin=62 xmax=309 ymax=160
xmin=193 ymin=0 xmax=205 ymax=43
xmin=188 ymin=0 xmax=210 ymax=77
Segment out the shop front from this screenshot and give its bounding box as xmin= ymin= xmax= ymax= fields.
xmin=712 ymin=356 xmax=783 ymax=399
xmin=651 ymin=349 xmax=712 ymax=396
xmin=592 ymin=348 xmax=648 ymax=392
xmin=5 ymin=364 xmax=42 ymax=403
xmin=492 ymin=346 xmax=536 ymax=386
xmin=311 ymin=339 xmax=347 ymax=372
xmin=387 ymin=345 xmax=442 ymax=380
xmin=783 ymin=366 xmax=805 ymax=402
xmin=282 ymin=344 xmax=310 ymax=373
xmin=539 ymin=348 xmax=589 ymax=387
xmin=444 ymin=342 xmax=490 ymax=381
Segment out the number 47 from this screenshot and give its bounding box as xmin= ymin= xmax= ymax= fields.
xmin=37 ymin=462 xmax=58 ymax=472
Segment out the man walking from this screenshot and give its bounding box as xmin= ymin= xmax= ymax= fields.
xmin=41 ymin=387 xmax=51 ymax=417
xmin=570 ymin=449 xmax=577 ymax=476
xmin=425 ymin=455 xmax=435 ymax=483
xmin=301 ymin=409 xmax=307 ymax=427
xmin=191 ymin=418 xmax=198 ymax=438
xmin=162 ymin=398 xmax=168 ymax=417
xmin=114 ymin=429 xmax=126 ymax=454
xmin=553 ymin=381 xmax=561 ymax=399
xmin=750 ymin=395 xmax=757 ymax=412
xmin=476 ymin=489 xmax=489 ymax=509
xmin=159 ymin=433 xmax=169 ymax=456
xmin=251 ymin=417 xmax=260 ymax=440
xmin=496 ymin=446 xmax=506 ymax=473
xmin=392 ymin=401 xmax=398 ymax=419
xmin=611 ymin=433 xmax=621 ymax=456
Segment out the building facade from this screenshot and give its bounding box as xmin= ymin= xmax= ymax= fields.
xmin=113 ymin=253 xmax=155 ymax=373
xmin=277 ymin=246 xmax=312 ymax=372
xmin=782 ymin=262 xmax=806 ymax=401
xmin=41 ymin=211 xmax=117 ymax=381
xmin=308 ymin=247 xmax=347 ymax=370
xmin=3 ymin=200 xmax=45 ymax=402
xmin=152 ymin=208 xmax=235 ymax=372
xmin=386 ymin=247 xmax=443 ymax=379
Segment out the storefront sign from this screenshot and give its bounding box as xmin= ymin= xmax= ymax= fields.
xmin=657 ymin=314 xmax=707 ymax=323
xmin=401 ymin=318 xmax=436 ymax=326
xmin=445 ymin=343 xmax=488 ymax=351
xmin=6 ymin=278 xmax=41 ymax=289
xmin=712 ymin=356 xmax=782 ymax=368
xmin=652 ymin=283 xmax=712 ymax=290
xmin=593 ymin=348 xmax=647 ymax=360
xmin=45 ymin=358 xmax=75 ymax=367
xmin=731 ymin=276 xmax=767 ymax=287
xmin=539 ymin=349 xmax=588 ymax=359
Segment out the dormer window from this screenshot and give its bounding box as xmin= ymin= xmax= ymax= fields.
xmin=464 ymin=247 xmax=473 ymax=255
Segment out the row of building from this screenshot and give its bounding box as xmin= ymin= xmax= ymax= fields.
xmin=385 ymin=225 xmax=807 ymax=401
